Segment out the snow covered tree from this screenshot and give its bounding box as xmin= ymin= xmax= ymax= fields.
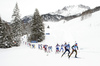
xmin=0 ymin=17 xmax=12 ymax=48
xmin=30 ymin=9 xmax=45 ymax=42
xmin=11 ymin=3 xmax=22 ymax=46
xmin=0 ymin=17 xmax=5 ymax=47
xmin=81 ymin=9 xmax=92 ymax=20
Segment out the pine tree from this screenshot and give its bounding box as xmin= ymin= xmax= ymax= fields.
xmin=30 ymin=9 xmax=45 ymax=42
xmin=11 ymin=3 xmax=22 ymax=46
xmin=4 ymin=23 xmax=13 ymax=47
xmin=0 ymin=17 xmax=12 ymax=48
xmin=0 ymin=17 xmax=5 ymax=47
xmin=81 ymin=9 xmax=92 ymax=21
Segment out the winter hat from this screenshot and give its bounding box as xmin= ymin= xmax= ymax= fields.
xmin=75 ymin=43 xmax=77 ymax=46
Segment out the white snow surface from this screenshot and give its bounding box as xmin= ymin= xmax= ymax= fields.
xmin=0 ymin=11 xmax=100 ymax=66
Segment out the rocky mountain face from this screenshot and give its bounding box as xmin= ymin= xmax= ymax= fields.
xmin=49 ymin=4 xmax=90 ymax=16
xmin=41 ymin=4 xmax=90 ymax=21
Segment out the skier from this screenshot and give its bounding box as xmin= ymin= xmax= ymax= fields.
xmin=60 ymin=44 xmax=64 ymax=52
xmin=29 ymin=43 xmax=31 ymax=47
xmin=56 ymin=44 xmax=60 ymax=53
xmin=61 ymin=43 xmax=70 ymax=57
xmin=48 ymin=46 xmax=52 ymax=52
xmin=32 ymin=44 xmax=35 ymax=48
xmin=40 ymin=44 xmax=43 ymax=50
xmin=43 ymin=45 xmax=48 ymax=52
xmin=38 ymin=44 xmax=41 ymax=49
xmin=69 ymin=42 xmax=78 ymax=58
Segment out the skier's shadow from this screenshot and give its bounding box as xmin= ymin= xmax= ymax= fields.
xmin=71 ymin=56 xmax=82 ymax=59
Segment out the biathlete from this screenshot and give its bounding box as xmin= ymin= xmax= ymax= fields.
xmin=61 ymin=43 xmax=70 ymax=57
xmin=60 ymin=44 xmax=64 ymax=52
xmin=43 ymin=45 xmax=48 ymax=52
xmin=69 ymin=43 xmax=78 ymax=58
xmin=56 ymin=44 xmax=60 ymax=53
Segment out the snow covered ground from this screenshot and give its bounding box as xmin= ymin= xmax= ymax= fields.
xmin=0 ymin=11 xmax=100 ymax=66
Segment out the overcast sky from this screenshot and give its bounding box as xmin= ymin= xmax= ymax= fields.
xmin=0 ymin=0 xmax=100 ymax=22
